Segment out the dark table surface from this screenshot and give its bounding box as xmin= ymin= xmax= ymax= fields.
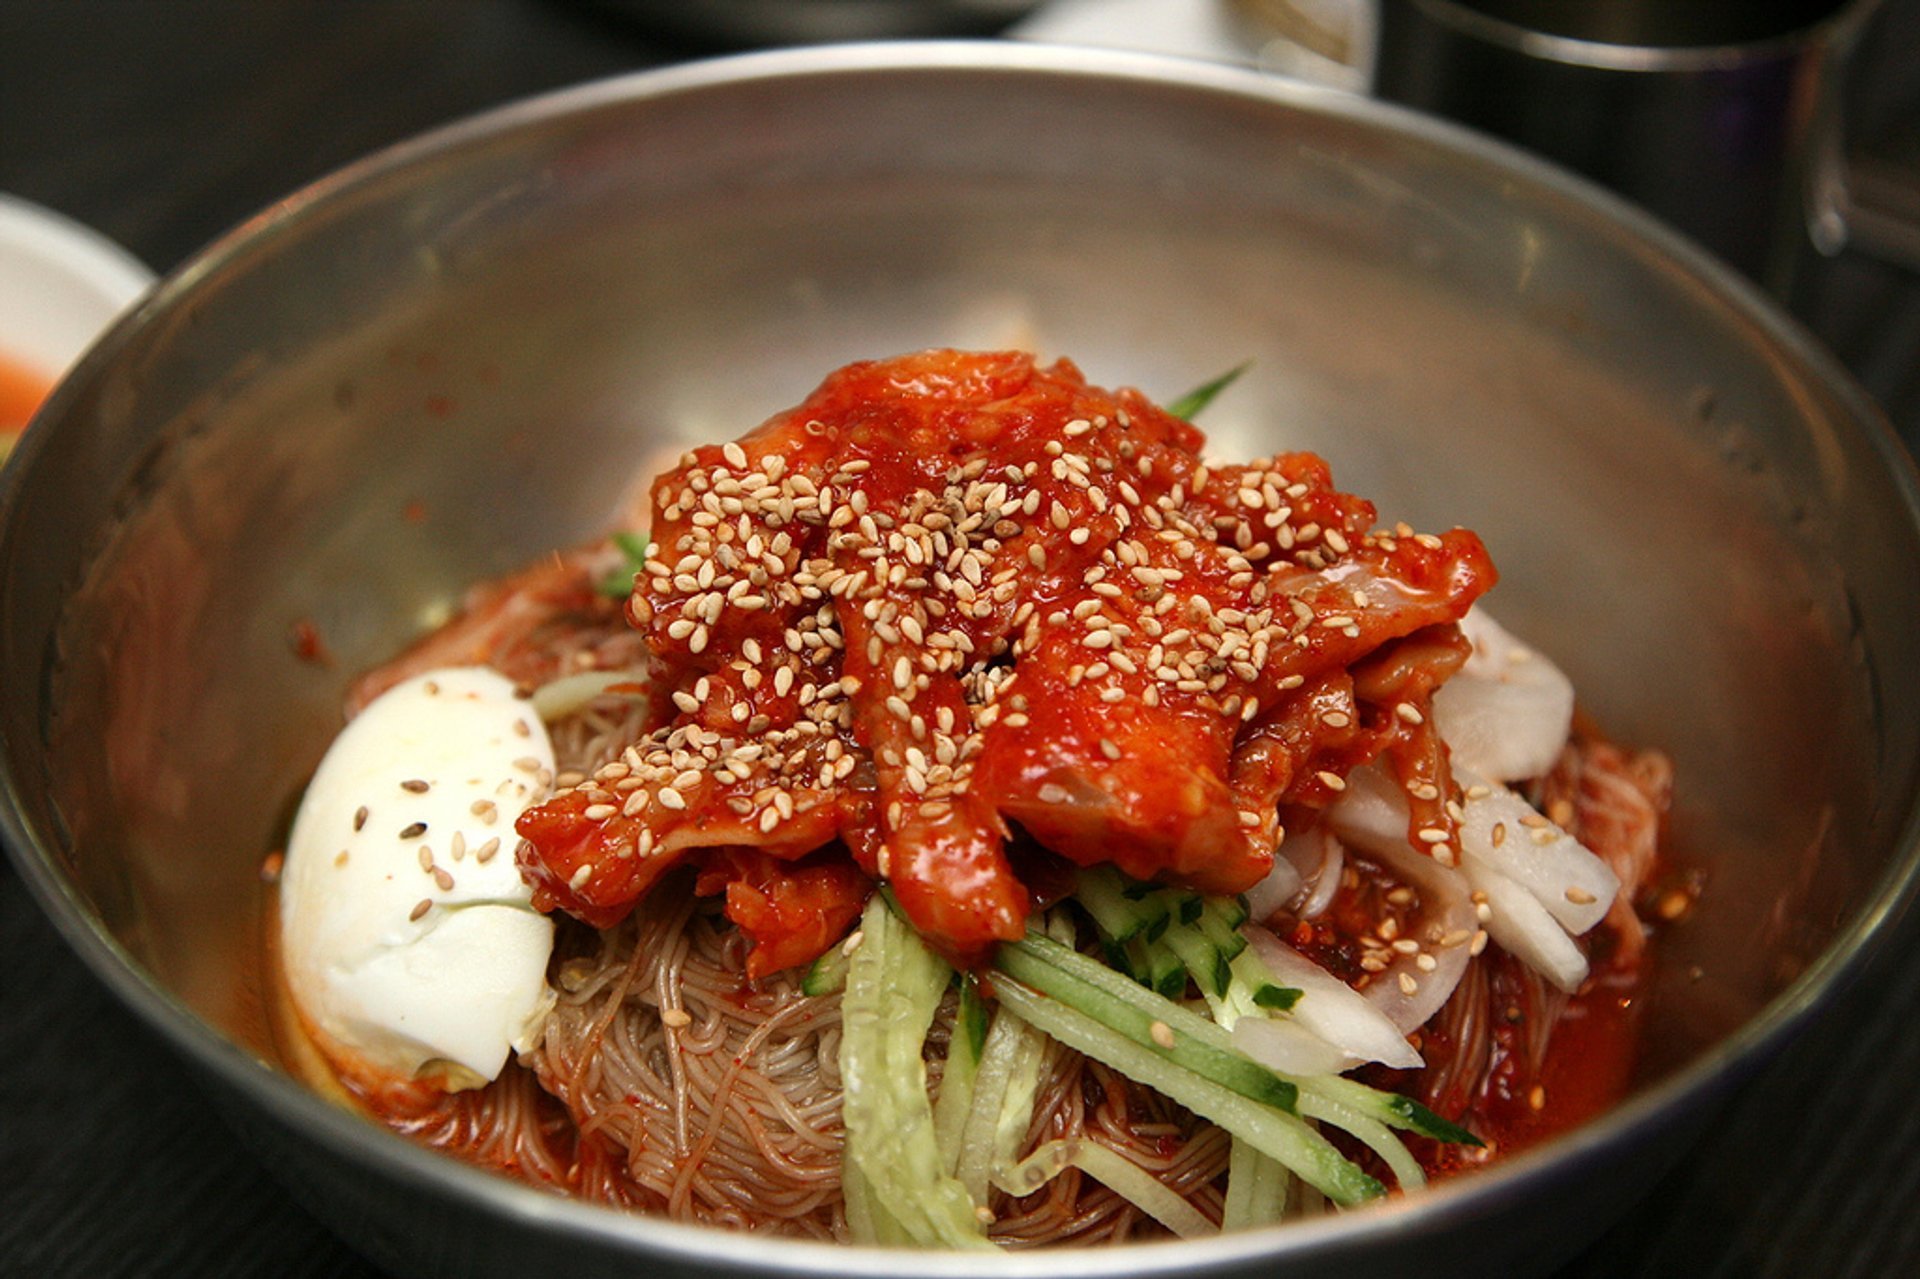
xmin=3 ymin=3 xmax=1919 ymax=1276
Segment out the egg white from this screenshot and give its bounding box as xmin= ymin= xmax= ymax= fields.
xmin=280 ymin=666 xmax=557 ymax=1091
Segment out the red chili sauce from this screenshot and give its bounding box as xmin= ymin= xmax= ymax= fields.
xmin=513 ymin=349 xmax=1495 ymax=974
xmin=0 ymin=351 xmax=52 ymax=453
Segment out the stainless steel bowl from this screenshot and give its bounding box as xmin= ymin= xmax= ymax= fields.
xmin=3 ymin=42 xmax=1918 ymax=1279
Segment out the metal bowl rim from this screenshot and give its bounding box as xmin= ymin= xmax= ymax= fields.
xmin=4 ymin=38 xmax=1919 ymax=1274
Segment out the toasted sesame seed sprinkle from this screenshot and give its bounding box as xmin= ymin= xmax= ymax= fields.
xmin=409 ymin=898 xmax=432 ymax=922
xmin=399 ymin=822 xmax=427 ymax=840
xmin=1149 ymin=1021 xmax=1176 ymax=1049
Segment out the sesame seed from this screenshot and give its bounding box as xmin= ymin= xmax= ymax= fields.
xmin=1398 ymin=972 xmax=1419 ymax=996
xmin=475 ymin=837 xmax=501 ymax=864
xmin=568 ymin=864 xmax=594 ymax=890
xmin=1315 ymin=770 xmax=1347 ymax=792
xmin=1149 ymin=1021 xmax=1176 ymax=1049
xmin=352 ymin=806 xmax=368 ymax=832
xmin=1565 ymin=886 xmax=1597 ymax=905
xmin=399 ymin=822 xmax=427 ymax=840
xmin=657 ymin=787 xmax=687 ymax=810
xmin=409 ymin=898 xmax=432 ymax=922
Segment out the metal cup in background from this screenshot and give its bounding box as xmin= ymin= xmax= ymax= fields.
xmin=1248 ymin=0 xmax=1920 ymax=296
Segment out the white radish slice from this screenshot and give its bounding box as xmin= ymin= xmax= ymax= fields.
xmin=1236 ymin=926 xmax=1424 ymax=1070
xmin=1243 ymin=852 xmax=1305 ymax=925
xmin=1432 ymin=608 xmax=1574 ymax=783
xmin=1453 ymin=765 xmax=1619 ymax=935
xmin=1293 ymin=827 xmax=1345 ymax=922
xmin=1461 ymin=860 xmax=1590 ymax=993
xmin=1322 ymin=765 xmax=1478 ymax=1033
xmin=1232 ymin=1015 xmax=1354 ymax=1079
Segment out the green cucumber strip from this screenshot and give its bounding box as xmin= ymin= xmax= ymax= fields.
xmin=1161 ymin=922 xmax=1232 ymax=1000
xmin=840 ymin=896 xmax=989 ymax=1247
xmin=1296 ymin=1091 xmax=1425 ymax=1192
xmin=1298 ymin=1074 xmax=1484 ymax=1147
xmin=1197 ymin=901 xmax=1249 ymax=961
xmin=1220 ymin=1136 xmax=1290 ymax=1231
xmin=996 ymin=1140 xmax=1216 ymax=1240
xmin=843 ymin=1151 xmax=914 ymax=1246
xmin=1073 ymin=864 xmax=1168 ymax=944
xmin=958 ymin=973 xmax=990 ymax=1062
xmin=931 ymin=978 xmax=987 ymax=1178
xmin=1124 ymin=934 xmax=1187 ymax=999
xmin=1164 ymin=361 xmax=1251 ymax=421
xmin=955 ymin=1003 xmax=1042 ymax=1207
xmin=992 ymin=976 xmax=1383 ymax=1207
xmin=800 ymin=944 xmax=849 ymax=997
xmin=998 ymin=935 xmax=1297 ymax=1113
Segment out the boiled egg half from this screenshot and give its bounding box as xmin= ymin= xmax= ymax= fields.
xmin=280 ymin=666 xmax=556 ymax=1092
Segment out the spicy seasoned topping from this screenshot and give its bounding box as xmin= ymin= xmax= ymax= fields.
xmin=516 ymin=350 xmax=1495 ymax=967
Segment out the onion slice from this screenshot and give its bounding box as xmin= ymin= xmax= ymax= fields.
xmin=1235 ymin=926 xmax=1423 ymax=1071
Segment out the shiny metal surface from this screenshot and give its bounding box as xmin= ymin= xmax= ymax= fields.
xmin=2 ymin=41 xmax=1918 ymax=1279
xmin=1370 ymin=0 xmax=1885 ymax=288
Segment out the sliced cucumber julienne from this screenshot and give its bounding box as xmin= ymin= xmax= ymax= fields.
xmin=1197 ymin=897 xmax=1251 ymax=959
xmin=1298 ymin=1072 xmax=1484 ymax=1148
xmin=839 ymin=895 xmax=990 ymax=1248
xmin=996 ymin=1139 xmax=1216 ymax=1240
xmin=990 ymin=975 xmax=1383 ymax=1208
xmin=1220 ymin=1137 xmax=1290 ymax=1232
xmin=1124 ymin=934 xmax=1188 ymax=999
xmin=957 ymin=972 xmax=990 ymax=1062
xmin=954 ymin=1000 xmax=1047 ymax=1208
xmin=1162 ymin=922 xmax=1232 ymax=1000
xmin=1295 ymin=1089 xmax=1426 ymax=1193
xmin=930 ymin=976 xmax=986 ymax=1179
xmin=800 ymin=944 xmax=850 ymax=997
xmin=997 ymin=934 xmax=1298 ymax=1114
xmin=1074 ymin=863 xmax=1171 ymax=944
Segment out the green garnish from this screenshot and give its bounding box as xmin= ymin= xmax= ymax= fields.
xmin=595 ymin=529 xmax=651 ymax=599
xmin=1251 ymin=984 xmax=1304 ymax=1011
xmin=1164 ymin=361 xmax=1251 ymax=421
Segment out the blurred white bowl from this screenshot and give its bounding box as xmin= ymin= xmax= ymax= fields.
xmin=0 ymin=193 xmax=153 ymax=406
